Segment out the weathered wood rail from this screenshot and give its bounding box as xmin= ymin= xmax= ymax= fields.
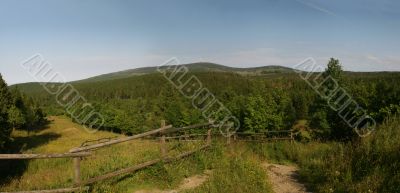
xmin=160 ymin=122 xmax=213 ymax=135
xmin=0 ymin=152 xmax=91 ymax=193
xmin=69 ymin=124 xmax=173 ymax=153
xmin=0 ymin=121 xmax=213 ymax=193
xmin=229 ymin=130 xmax=294 ymax=143
xmin=159 ymin=133 xmax=209 ymax=142
xmin=0 ymin=187 xmax=89 ymax=193
xmin=0 ymin=152 xmax=91 ymax=159
xmin=80 ymin=144 xmax=210 ymax=185
xmin=159 ymin=129 xmax=294 ymax=144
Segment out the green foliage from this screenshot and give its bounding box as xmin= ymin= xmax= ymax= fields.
xmin=7 ymin=106 xmax=26 ymax=130
xmin=292 ymin=93 xmax=309 ymax=119
xmin=303 ymin=116 xmax=400 ymax=192
xmin=309 ymin=110 xmax=331 ymax=138
xmin=32 ymin=108 xmax=46 ymax=127
xmin=12 ymin=62 xmax=400 ymax=141
xmin=0 ymin=115 xmax=11 ymax=150
xmin=309 ymin=58 xmax=356 ymax=140
xmin=0 ymin=74 xmax=12 ymax=150
xmin=0 ymin=74 xmax=46 ymax=151
xmin=9 ymin=88 xmax=46 ymax=133
xmin=243 ymin=95 xmax=273 ymax=132
xmin=323 ymin=58 xmax=343 ymax=83
xmin=243 ymin=94 xmax=285 ymax=133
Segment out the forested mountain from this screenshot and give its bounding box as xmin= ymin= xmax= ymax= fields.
xmin=11 ymin=60 xmax=400 ymax=141
xmin=76 ymin=62 xmax=295 ymax=82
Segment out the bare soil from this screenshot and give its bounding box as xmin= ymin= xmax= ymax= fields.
xmin=134 ymin=170 xmax=212 ymax=193
xmin=263 ymin=163 xmax=310 ymax=193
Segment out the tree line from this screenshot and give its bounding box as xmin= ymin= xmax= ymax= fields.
xmin=8 ymin=58 xmax=400 ymax=141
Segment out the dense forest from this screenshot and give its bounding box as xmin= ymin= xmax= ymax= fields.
xmin=10 ymin=59 xmax=400 ymax=141
xmin=0 ymin=75 xmax=46 ymax=152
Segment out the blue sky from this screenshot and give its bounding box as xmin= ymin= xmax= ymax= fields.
xmin=1 ymin=0 xmax=399 ymax=84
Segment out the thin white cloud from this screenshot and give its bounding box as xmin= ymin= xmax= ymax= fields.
xmin=366 ymin=54 xmax=380 ymax=62
xmin=337 ymin=54 xmax=400 ymax=72
xmin=295 ymin=0 xmax=337 ymax=16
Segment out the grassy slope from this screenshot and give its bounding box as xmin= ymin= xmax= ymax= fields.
xmin=1 ymin=116 xmax=273 ymax=193
xmin=250 ymin=116 xmax=400 ymax=193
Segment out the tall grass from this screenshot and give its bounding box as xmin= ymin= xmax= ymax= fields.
xmin=0 ymin=116 xmax=273 ymax=193
xmin=251 ymin=116 xmax=400 ymax=193
xmin=185 ymin=142 xmax=272 ymax=193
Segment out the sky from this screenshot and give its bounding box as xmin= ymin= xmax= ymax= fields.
xmin=1 ymin=0 xmax=400 ymax=84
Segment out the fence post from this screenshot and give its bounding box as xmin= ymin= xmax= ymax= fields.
xmin=184 ymin=131 xmax=189 ymax=141
xmin=226 ymin=134 xmax=231 ymax=145
xmin=73 ymin=157 xmax=81 ymax=187
xmin=290 ymin=131 xmax=294 ymax=144
xmin=160 ymin=120 xmax=167 ymax=159
xmin=207 ymin=129 xmax=212 ymax=145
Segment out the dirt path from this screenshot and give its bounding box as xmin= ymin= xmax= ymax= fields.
xmin=134 ymin=170 xmax=212 ymax=193
xmin=263 ymin=163 xmax=309 ymax=193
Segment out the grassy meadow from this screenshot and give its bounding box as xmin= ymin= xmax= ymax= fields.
xmin=0 ymin=116 xmax=273 ymax=193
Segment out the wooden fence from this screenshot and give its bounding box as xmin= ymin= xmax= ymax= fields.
xmin=0 ymin=152 xmax=91 ymax=193
xmin=0 ymin=121 xmax=213 ymax=193
xmin=229 ymin=130 xmax=294 ymax=144
xmin=0 ymin=120 xmax=294 ymax=193
xmin=159 ymin=129 xmax=294 ymax=144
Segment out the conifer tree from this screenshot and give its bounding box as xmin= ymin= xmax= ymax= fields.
xmin=0 ymin=73 xmax=12 ymax=150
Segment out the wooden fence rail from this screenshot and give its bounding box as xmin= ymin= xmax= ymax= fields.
xmin=0 ymin=153 xmax=90 ymax=193
xmin=80 ymin=144 xmax=210 ymax=186
xmin=69 ymin=124 xmax=173 ymax=153
xmin=0 ymin=187 xmax=89 ymax=193
xmin=158 ymin=130 xmax=294 ymax=144
xmin=0 ymin=152 xmax=91 ymax=160
xmin=229 ymin=130 xmax=294 ymax=143
xmin=160 ymin=122 xmax=213 ymax=135
xmin=0 ymin=121 xmax=212 ymax=193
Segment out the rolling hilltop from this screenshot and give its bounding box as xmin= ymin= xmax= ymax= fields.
xmin=77 ymin=62 xmax=294 ymax=82
xmin=11 ymin=62 xmax=296 ymax=96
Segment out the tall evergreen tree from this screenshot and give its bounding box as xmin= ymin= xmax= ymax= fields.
xmin=9 ymin=89 xmax=27 ymax=130
xmin=310 ymin=58 xmax=355 ymax=140
xmin=0 ymin=74 xmax=13 ymax=150
xmin=323 ymin=58 xmax=343 ymax=83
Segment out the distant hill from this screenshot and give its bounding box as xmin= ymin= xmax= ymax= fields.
xmin=76 ymin=62 xmax=295 ymax=82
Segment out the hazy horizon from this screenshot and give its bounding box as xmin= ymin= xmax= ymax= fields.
xmin=1 ymin=0 xmax=400 ymax=84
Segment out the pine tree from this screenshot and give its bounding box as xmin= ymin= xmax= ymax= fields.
xmin=0 ymin=74 xmax=13 ymax=150
xmin=9 ymin=89 xmax=28 ymax=130
xmin=323 ymin=58 xmax=343 ymax=83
